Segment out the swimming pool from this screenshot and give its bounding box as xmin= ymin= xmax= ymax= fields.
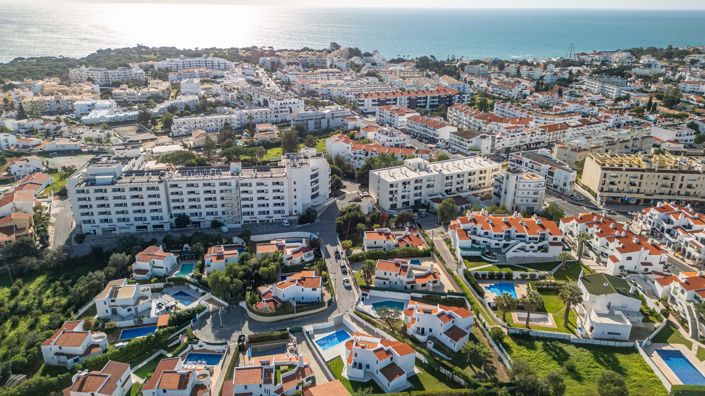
xmin=169 ymin=290 xmax=197 ymax=305
xmin=656 ymin=349 xmax=705 ymax=385
xmin=184 ymin=352 xmax=223 ymax=366
xmin=176 ymin=263 xmax=195 ymax=277
xmin=371 ymin=300 xmax=406 ymax=312
xmin=315 ymin=329 xmax=351 ymax=351
xmin=485 ymin=282 xmax=518 ymax=299
xmin=408 ymin=259 xmax=421 ymax=265
xmin=118 ymin=325 xmax=157 ymax=341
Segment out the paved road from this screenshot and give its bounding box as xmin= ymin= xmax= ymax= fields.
xmin=50 ymin=197 xmax=74 ymax=248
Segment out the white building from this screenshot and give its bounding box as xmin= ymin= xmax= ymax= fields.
xmin=225 ymin=358 xmax=314 ymax=396
xmin=404 ymin=115 xmax=457 ymax=141
xmin=652 ymin=272 xmax=705 ymax=339
xmin=63 ymin=361 xmax=132 ymax=396
xmin=291 ymin=107 xmax=352 ymax=132
xmin=204 ymin=244 xmax=241 ymax=275
xmin=363 ymin=227 xmax=427 ymax=252
xmin=258 ymin=270 xmax=322 ymax=307
xmin=8 ymin=156 xmax=44 ymax=177
xmin=325 ymin=133 xmax=430 ymax=170
xmin=650 ymin=126 xmax=697 ymax=145
xmin=509 ymin=150 xmax=576 ymax=194
xmin=41 ymin=320 xmax=108 ymax=368
xmin=585 ymin=75 xmax=629 ymax=99
xmin=69 ymin=66 xmax=146 ymax=86
xmin=179 ymin=78 xmax=201 ymax=96
xmin=94 ymin=279 xmax=152 ymax=320
xmin=343 ymin=333 xmax=416 ymax=392
xmin=679 ymin=80 xmax=705 ymax=95
xmin=578 ymin=272 xmax=642 ymax=341
xmin=636 ymin=202 xmax=705 ymax=266
xmin=369 ymin=157 xmax=501 ymax=211
xmin=0 ymin=133 xmax=17 ymax=149
xmin=141 ymin=357 xmax=211 ymax=396
xmin=374 ymin=259 xmax=440 ymax=291
xmin=132 ymin=245 xmax=178 ymax=280
xmin=493 ymin=169 xmax=546 ymax=213
xmin=403 ymin=300 xmax=474 ymax=352
xmin=376 ymin=105 xmax=420 ymax=129
xmin=358 ymin=125 xmax=406 ymax=147
xmin=43 ymin=138 xmax=81 ymax=152
xmin=155 ymin=57 xmax=234 ymax=71
xmin=449 ymin=211 xmax=563 ymax=261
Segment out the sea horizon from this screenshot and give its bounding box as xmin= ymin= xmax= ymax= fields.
xmin=1 ymin=3 xmax=705 ymax=63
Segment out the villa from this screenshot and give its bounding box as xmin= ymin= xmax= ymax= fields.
xmin=362 ymin=227 xmax=427 ymax=252
xmin=448 ymin=211 xmax=563 ymax=262
xmin=403 ymin=300 xmax=474 ymax=353
xmin=560 ymin=213 xmax=667 ymax=275
xmin=204 ymin=244 xmax=240 ymax=275
xmin=257 ymin=270 xmax=322 ymax=310
xmin=255 ymin=238 xmax=316 ymax=266
xmin=132 ymin=245 xmax=178 ymax=280
xmin=652 ymin=272 xmax=705 ymax=339
xmin=374 ymin=259 xmax=440 ymax=291
xmin=223 ymin=357 xmax=313 ymax=396
xmin=63 ymin=361 xmax=132 ymax=396
xmin=577 ymin=272 xmax=643 ymax=341
xmin=343 ymin=332 xmax=416 ymax=392
xmin=41 ymin=320 xmax=108 ymax=368
xmin=94 ymin=279 xmax=152 ymax=321
xmin=141 ymin=357 xmax=210 ymax=396
xmin=303 ymin=380 xmax=350 ymax=396
xmin=636 ymin=202 xmax=705 ymax=266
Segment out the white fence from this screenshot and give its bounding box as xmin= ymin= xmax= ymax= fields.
xmin=507 ymin=327 xmax=636 ymax=348
xmin=251 ymin=232 xmax=318 ymax=242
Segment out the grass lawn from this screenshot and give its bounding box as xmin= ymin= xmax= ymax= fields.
xmin=353 ymin=271 xmax=367 ymax=286
xmin=168 ymin=339 xmax=189 ymax=356
xmin=133 ymin=355 xmax=163 ymax=379
xmin=275 ymin=365 xmax=292 ymax=383
xmin=697 ymin=346 xmax=705 ymax=361
xmin=263 ymin=147 xmax=283 ymax=161
xmin=505 ymin=336 xmax=668 ymax=396
xmin=328 ymin=356 xmax=384 ymax=394
xmin=464 ymin=259 xmax=491 ymax=269
xmin=406 ymin=366 xmax=457 ymax=393
xmin=509 ymin=290 xmax=578 ymax=334
xmin=553 ymin=261 xmax=592 ymax=281
xmin=651 ymin=321 xmax=692 ymax=349
xmin=517 ymin=261 xmax=561 ymax=272
xmin=450 ymin=272 xmax=498 ymax=326
xmin=129 ymin=383 xmax=142 ymax=396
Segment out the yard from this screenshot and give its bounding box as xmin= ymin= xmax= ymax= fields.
xmin=506 ymin=289 xmax=578 ymax=335
xmin=262 ymin=147 xmax=283 ymax=161
xmin=651 ymin=320 xmax=692 ymax=349
xmin=327 ymin=356 xmax=384 ymax=394
xmin=133 ymin=354 xmax=164 ymax=379
xmin=504 ymin=336 xmax=668 ymax=396
xmin=552 ymin=261 xmax=592 ymax=281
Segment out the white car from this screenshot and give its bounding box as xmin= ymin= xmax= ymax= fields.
xmin=281 ymin=219 xmax=290 ymax=227
xmin=342 ymin=277 xmax=351 ymax=288
xmin=359 ymin=191 xmax=370 ymax=198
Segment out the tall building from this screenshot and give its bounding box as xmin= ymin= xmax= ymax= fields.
xmin=509 ymin=150 xmax=576 ymax=195
xmin=493 ymin=169 xmax=546 ymax=213
xmin=69 ymin=66 xmax=146 ymax=86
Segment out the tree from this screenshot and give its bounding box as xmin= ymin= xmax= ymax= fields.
xmin=208 ymin=271 xmax=233 ymax=301
xmin=137 ymin=110 xmax=152 ymax=126
xmin=304 ymin=135 xmax=316 ymax=148
xmin=393 ymin=211 xmax=415 ymax=228
xmin=107 ymin=252 xmax=131 ymax=277
xmin=511 ymin=359 xmax=545 ymax=396
xmin=520 ymin=289 xmax=542 ymax=327
xmin=556 ymin=251 xmax=573 ymax=272
xmin=351 ymin=387 xmax=373 ymax=396
xmin=330 ymin=174 xmax=343 ymax=192
xmin=157 ymin=150 xmax=199 ymax=165
xmin=281 ymin=129 xmax=299 ymax=153
xmin=162 ymin=112 xmax=174 ymax=131
xmin=558 ymin=281 xmax=582 ymax=326
xmin=174 ymin=214 xmax=191 ymax=229
xmin=495 ymin=292 xmax=516 ymax=322
xmin=297 ymin=207 xmax=317 ymax=225
xmin=356 ymin=154 xmax=402 ymax=185
xmin=71 ymin=271 xmax=106 ymax=306
xmin=336 ymin=204 xmax=367 ymax=241
xmin=361 ymin=260 xmax=376 ymax=285
xmin=432 ymin=152 xmax=450 ymax=162
xmin=341 ymin=240 xmax=353 ymax=251
xmin=461 ymin=341 xmax=490 ymax=374
xmin=597 ymin=371 xmax=629 ymax=396
xmin=16 ymin=103 xmax=27 ymax=120
xmin=377 ymin=307 xmax=402 ymax=331
xmin=203 ymin=136 xmax=216 ymax=164
xmin=541 ymin=202 xmax=565 ymax=222
xmin=437 ymin=198 xmax=459 ymax=225
xmin=576 ymin=231 xmax=591 ymax=259
xmin=546 ymin=371 xmax=566 ymax=396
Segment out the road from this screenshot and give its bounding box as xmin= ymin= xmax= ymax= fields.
xmin=50 ymin=197 xmax=74 ymax=248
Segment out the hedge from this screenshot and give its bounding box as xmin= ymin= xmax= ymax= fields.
xmin=670 ymin=386 xmax=705 ymax=396
xmin=247 ymin=330 xmax=290 ymax=344
xmin=347 ymin=247 xmax=432 ymax=263
xmin=385 ymin=386 xmax=504 ymax=396
xmin=79 ymin=326 xmax=177 ymax=371
xmin=464 ymin=269 xmax=485 ymax=298
xmin=168 ymin=304 xmax=206 ymax=327
xmin=418 ymin=294 xmax=468 ymax=308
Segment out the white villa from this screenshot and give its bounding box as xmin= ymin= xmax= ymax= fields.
xmin=63 ymin=361 xmax=132 ymax=396
xmin=577 ymin=272 xmax=642 ymax=341
xmin=560 ymin=213 xmax=667 ymax=275
xmin=224 ymin=357 xmax=314 ymax=396
xmin=41 ymin=320 xmax=108 ymax=368
xmin=204 ymin=244 xmax=241 ymax=276
xmin=636 ymin=202 xmax=705 ymax=266
xmin=132 ymin=245 xmax=178 ymax=280
xmin=255 ymin=238 xmax=316 ymax=266
xmin=363 ymin=227 xmax=427 ymax=252
xmin=448 ymin=211 xmax=564 ymax=262
xmin=403 ymin=300 xmax=474 ymax=353
xmin=652 ymin=272 xmax=705 ymax=339
xmin=374 ymin=259 xmax=440 ymax=291
xmin=343 ymin=332 xmax=416 ymax=392
xmin=257 ymin=271 xmax=322 ymax=310
xmin=141 ymin=357 xmax=211 ymax=396
xmin=94 ymin=279 xmax=152 ymax=321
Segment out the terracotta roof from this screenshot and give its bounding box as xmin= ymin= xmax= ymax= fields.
xmin=142 ymin=358 xmax=180 ymax=391
xmin=303 ymin=380 xmax=350 ymax=396
xmin=444 ymin=325 xmax=468 ymax=342
xmin=135 ymin=245 xmax=173 ymax=263
xmin=379 ymin=362 xmax=405 ymax=382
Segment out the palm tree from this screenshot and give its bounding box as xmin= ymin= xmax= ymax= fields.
xmin=361 ymin=260 xmax=376 ymax=286
xmin=556 ymin=251 xmax=573 ymax=272
xmin=520 ymin=290 xmax=542 ymax=327
xmin=495 ymin=292 xmax=516 ymax=322
xmin=558 ymin=281 xmax=583 ymax=327
xmin=576 ymin=232 xmax=591 ymax=259
xmin=461 ymin=341 xmax=490 ymax=374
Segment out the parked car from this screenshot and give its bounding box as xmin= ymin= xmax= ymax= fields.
xmin=334 ymin=250 xmax=341 ymax=260
xmin=341 ymin=267 xmax=348 ymax=275
xmin=571 ymin=194 xmax=585 ymax=202
xmin=342 ymin=277 xmax=351 ymax=288
xmin=281 ymin=219 xmax=290 ymax=227
xmin=359 ymin=191 xmax=370 ymax=198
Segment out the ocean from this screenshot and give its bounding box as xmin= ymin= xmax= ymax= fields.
xmin=1 ymin=3 xmax=705 ymax=63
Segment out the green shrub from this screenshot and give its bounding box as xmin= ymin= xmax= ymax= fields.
xmin=670 ymin=385 xmax=705 ymax=396
xmin=168 ymin=305 xmax=206 ymax=327
xmin=347 ymin=247 xmax=431 ymax=263
xmin=464 ymin=269 xmax=485 ymax=298
xmin=419 ymin=294 xmax=467 ymax=308
xmin=247 ymin=330 xmax=290 ymax=344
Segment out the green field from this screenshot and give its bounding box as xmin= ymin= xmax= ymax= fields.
xmin=651 ymin=321 xmax=693 ymax=349
xmin=505 ymin=336 xmax=668 ymax=396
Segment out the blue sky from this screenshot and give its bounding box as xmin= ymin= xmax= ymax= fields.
xmin=2 ymin=0 xmax=705 ymax=8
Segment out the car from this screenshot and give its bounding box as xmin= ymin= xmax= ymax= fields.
xmin=342 ymin=277 xmax=351 ymax=288
xmin=334 ymin=250 xmax=341 ymax=260
xmin=359 ymin=191 xmax=370 ymax=198
xmin=571 ymin=194 xmax=585 ymax=202
xmin=341 ymin=267 xmax=348 ymax=275
xmin=281 ymin=219 xmax=290 ymax=227
xmin=605 ymin=209 xmax=618 ymax=215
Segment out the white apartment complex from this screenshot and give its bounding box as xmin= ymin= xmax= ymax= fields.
xmin=326 ymin=133 xmax=430 ymax=169
xmin=369 ymin=157 xmax=501 ymax=211
xmin=376 ymin=105 xmax=420 ymax=129
xmin=291 ymin=107 xmax=353 ymax=132
xmin=509 ymin=150 xmax=576 ymax=194
xmin=636 ymin=202 xmax=705 ymax=265
xmin=493 ymin=169 xmax=546 ymax=213
xmin=374 ymin=259 xmax=440 ymax=291
xmin=155 ymin=57 xmax=234 ymax=71
xmin=404 ymin=115 xmax=457 ymax=141
xmin=69 ymin=66 xmax=146 ymax=86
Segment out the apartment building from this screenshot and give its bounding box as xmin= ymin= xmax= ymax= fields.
xmin=63 ymin=361 xmax=132 ymax=396
xmin=141 ymin=357 xmax=210 ymax=396
xmin=8 ymin=156 xmax=44 ymax=177
xmin=374 ymin=259 xmax=440 ymax=291
xmin=132 ymin=245 xmax=178 ymax=280
xmin=493 ymin=169 xmax=546 ymax=213
xmin=488 ymin=79 xmax=527 ymax=99
xmin=650 ymin=125 xmax=697 ymax=145
xmin=42 ymin=320 xmax=108 ymax=368
xmin=171 ymin=108 xmax=274 ymax=136
xmin=68 ymin=152 xmax=329 ymax=235
xmin=449 ymin=212 xmax=563 ymax=261
xmin=326 ymin=133 xmax=430 ymax=169
xmin=403 ymin=300 xmax=474 ymax=353
xmin=369 ymin=157 xmax=501 ymax=211
xmin=448 ymin=130 xmax=493 ymax=155
xmin=290 ymin=107 xmax=352 ymax=132
xmin=404 ymin=115 xmax=458 ymax=141
xmin=376 ymin=105 xmax=420 ymax=129
xmin=69 ymin=66 xmax=146 ymax=86
xmin=362 ymin=227 xmax=427 ymax=252
xmin=447 ymin=103 xmax=532 ymax=132
xmin=552 ymin=129 xmax=653 ymax=169
xmin=585 ymin=75 xmax=629 ymax=99
xmin=679 ymin=80 xmax=705 ymax=95
xmin=344 ymin=333 xmax=416 ymax=392
xmin=652 ymin=272 xmax=705 ymax=339
xmin=581 ymin=153 xmax=705 ymax=205
xmin=245 ymin=87 xmax=305 ymax=123
xmin=204 ymin=244 xmax=241 ymax=275
xmin=509 ymin=150 xmax=576 ymax=194
xmin=111 ymin=81 xmax=170 ymax=104
xmin=560 ymin=213 xmax=667 ymax=275
xmin=355 ymin=87 xmax=465 ymax=113
xmin=94 ymin=279 xmax=152 ymax=320
xmin=494 ymin=102 xmax=582 ymax=125
xmin=636 ymin=202 xmax=705 ymax=265
xmin=578 ymin=273 xmax=642 ymax=341
xmin=155 ymin=57 xmax=234 ymax=71
xmin=258 ymin=270 xmax=322 ymax=308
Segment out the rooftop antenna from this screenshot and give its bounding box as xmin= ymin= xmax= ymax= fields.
xmin=565 ymin=42 xmax=576 ymax=61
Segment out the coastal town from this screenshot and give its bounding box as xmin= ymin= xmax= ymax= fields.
xmin=1 ymin=42 xmax=705 ymax=396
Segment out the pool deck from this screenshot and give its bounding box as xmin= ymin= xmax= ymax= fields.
xmin=313 ymin=328 xmax=352 ymax=362
xmin=645 ymin=343 xmax=705 ymax=386
xmin=512 ymin=311 xmax=556 ymax=327
xmin=479 ymin=280 xmax=528 ymax=305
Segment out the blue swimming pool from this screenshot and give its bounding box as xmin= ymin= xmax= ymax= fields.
xmin=176 ymin=263 xmax=195 ymax=277
xmin=316 ymin=329 xmax=351 ymax=351
xmin=184 ymin=352 xmax=223 ymax=366
xmin=657 ymin=349 xmax=705 ymax=385
xmin=371 ymin=300 xmax=406 ymax=312
xmin=485 ymin=282 xmax=518 ymax=299
xmin=408 ymin=259 xmax=421 ymax=265
xmin=169 ymin=290 xmax=197 ymax=305
xmin=118 ymin=325 xmax=157 ymax=341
